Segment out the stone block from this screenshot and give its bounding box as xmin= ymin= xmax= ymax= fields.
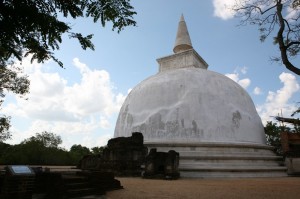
xmin=285 ymin=158 xmax=300 ymax=175
xmin=143 ymin=148 xmax=180 ymax=179
xmin=79 ymin=132 xmax=148 ymax=176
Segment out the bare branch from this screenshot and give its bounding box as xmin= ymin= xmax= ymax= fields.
xmin=234 ymin=0 xmax=300 ymax=75
xmin=286 ymin=41 xmax=300 ymax=48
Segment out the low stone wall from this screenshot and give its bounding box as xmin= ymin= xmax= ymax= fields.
xmin=79 ymin=132 xmax=148 ymax=176
xmin=281 ymin=132 xmax=300 ymax=157
xmin=143 ymin=148 xmax=180 ymax=179
xmin=281 ymin=132 xmax=300 ymax=175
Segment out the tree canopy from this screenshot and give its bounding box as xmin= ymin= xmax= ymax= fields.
xmin=264 ymin=104 xmax=300 ymax=155
xmin=0 ymin=65 xmax=29 ymax=142
xmin=0 ymin=132 xmax=74 ymax=165
xmin=22 ymin=131 xmax=63 ymax=148
xmin=70 ymin=144 xmax=91 ymax=162
xmin=0 ymin=0 xmax=136 ymax=141
xmin=0 ymin=133 xmax=107 ymax=165
xmin=233 ymin=0 xmax=300 ymax=75
xmin=0 ymin=0 xmax=136 ymax=68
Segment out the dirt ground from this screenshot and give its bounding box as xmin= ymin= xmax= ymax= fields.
xmin=106 ymin=177 xmax=300 ymax=199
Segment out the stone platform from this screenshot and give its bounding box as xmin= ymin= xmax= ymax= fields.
xmin=146 ymin=142 xmax=287 ymax=178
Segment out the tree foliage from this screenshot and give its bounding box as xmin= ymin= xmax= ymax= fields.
xmin=0 ymin=116 xmax=11 ymax=141
xmin=0 ymin=0 xmax=136 ymax=140
xmin=22 ymin=131 xmax=63 ymax=148
xmin=0 ymin=132 xmax=74 ymax=165
xmin=0 ymin=131 xmax=109 ymax=165
xmin=70 ymin=144 xmax=91 ymax=163
xmin=264 ymin=121 xmax=290 ymax=155
xmin=1 ymin=126 xmax=106 ymax=161
xmin=0 ymin=65 xmax=30 ymax=142
xmin=91 ymin=146 xmax=106 ymax=154
xmin=264 ymin=106 xmax=300 ymax=155
xmin=0 ymin=0 xmax=137 ymax=67
xmin=233 ymin=0 xmax=300 ymax=75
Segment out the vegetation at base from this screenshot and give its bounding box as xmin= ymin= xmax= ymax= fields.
xmin=0 ymin=132 xmax=105 ymax=165
xmin=264 ymin=121 xmax=290 ymax=155
xmin=264 ymin=107 xmax=300 ymax=156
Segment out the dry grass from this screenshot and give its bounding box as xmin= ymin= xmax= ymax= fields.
xmin=106 ymin=177 xmax=300 ymax=199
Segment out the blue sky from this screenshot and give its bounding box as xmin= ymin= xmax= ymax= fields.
xmin=3 ymin=0 xmax=300 ymax=149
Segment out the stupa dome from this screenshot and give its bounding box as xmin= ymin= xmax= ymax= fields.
xmin=114 ymin=66 xmax=266 ymax=144
xmin=114 ymin=15 xmax=285 ymax=178
xmin=114 ymin=15 xmax=266 ymax=145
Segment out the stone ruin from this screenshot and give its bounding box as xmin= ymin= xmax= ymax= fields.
xmin=79 ymin=132 xmax=180 ymax=179
xmin=79 ymin=132 xmax=148 ymax=176
xmin=143 ymin=148 xmax=180 ymax=179
xmin=0 ymin=166 xmax=123 ymax=198
xmin=281 ymin=132 xmax=300 ymax=175
xmin=281 ymin=132 xmax=300 ymax=157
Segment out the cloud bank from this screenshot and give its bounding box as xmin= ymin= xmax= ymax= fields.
xmin=3 ymin=57 xmax=126 ymax=148
xmin=225 ymin=67 xmax=251 ymax=89
xmin=213 ymin=0 xmax=236 ymax=20
xmin=257 ymin=72 xmax=299 ymax=124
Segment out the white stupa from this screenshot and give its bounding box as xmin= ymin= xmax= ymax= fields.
xmin=114 ymin=15 xmax=286 ymax=177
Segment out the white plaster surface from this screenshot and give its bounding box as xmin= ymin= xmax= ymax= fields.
xmin=114 ymin=67 xmax=266 ymax=145
xmin=158 ymin=49 xmax=208 ymax=72
xmin=173 ymin=14 xmax=192 ymax=53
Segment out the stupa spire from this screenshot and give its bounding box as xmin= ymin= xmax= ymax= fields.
xmin=173 ymin=14 xmax=193 ymax=53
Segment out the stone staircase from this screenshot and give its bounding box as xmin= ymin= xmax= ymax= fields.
xmin=62 ymin=171 xmax=122 ymax=198
xmin=146 ymin=142 xmax=287 ymax=178
xmin=63 ymin=174 xmax=104 ymax=198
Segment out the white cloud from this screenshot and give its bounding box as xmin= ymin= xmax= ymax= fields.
xmin=213 ymin=0 xmax=300 ymax=22
xmin=3 ymin=56 xmax=127 ymax=149
xmin=127 ymin=88 xmax=133 ymax=94
xmin=225 ymin=73 xmax=239 ymax=82
xmin=213 ymin=0 xmax=236 ymax=20
xmin=286 ymin=1 xmax=300 ymax=21
xmin=240 ymin=66 xmax=248 ymax=74
xmin=253 ymin=87 xmax=262 ymax=95
xmin=225 ymin=66 xmax=251 ymax=89
xmin=4 ymin=57 xmax=126 ymax=120
xmin=257 ymin=72 xmax=299 ymax=124
xmin=100 ymin=116 xmax=110 ymax=129
xmin=225 ymin=72 xmax=251 ymax=89
xmin=62 ymin=58 xmax=126 ymax=117
xmin=238 ymin=78 xmax=251 ymax=88
xmin=95 ymin=133 xmax=114 ymax=147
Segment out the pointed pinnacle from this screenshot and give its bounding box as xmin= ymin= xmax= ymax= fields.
xmin=173 ymin=14 xmax=193 ymax=53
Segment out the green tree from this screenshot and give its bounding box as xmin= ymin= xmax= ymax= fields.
xmin=0 ymin=0 xmax=136 ymax=68
xmin=0 ymin=0 xmax=136 ymax=139
xmin=233 ymin=0 xmax=300 ymax=75
xmin=0 ymin=65 xmax=30 ymax=142
xmin=264 ymin=121 xmax=290 ymax=155
xmin=91 ymin=146 xmax=106 ymax=154
xmin=0 ymin=142 xmax=11 ymax=163
xmin=0 ymin=116 xmax=11 ymax=141
xmin=1 ymin=132 xmax=74 ymax=165
xmin=70 ymin=144 xmax=91 ymax=163
xmin=264 ymin=106 xmax=300 ymax=155
xmin=22 ymin=131 xmax=62 ymax=148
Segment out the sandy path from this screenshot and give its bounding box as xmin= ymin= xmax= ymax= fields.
xmin=106 ymin=177 xmax=300 ymax=199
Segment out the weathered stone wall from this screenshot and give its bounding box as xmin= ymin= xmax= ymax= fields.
xmin=79 ymin=132 xmax=148 ymax=176
xmin=281 ymin=132 xmax=300 ymax=157
xmin=281 ymin=132 xmax=300 ymax=176
xmin=143 ymin=148 xmax=180 ymax=179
